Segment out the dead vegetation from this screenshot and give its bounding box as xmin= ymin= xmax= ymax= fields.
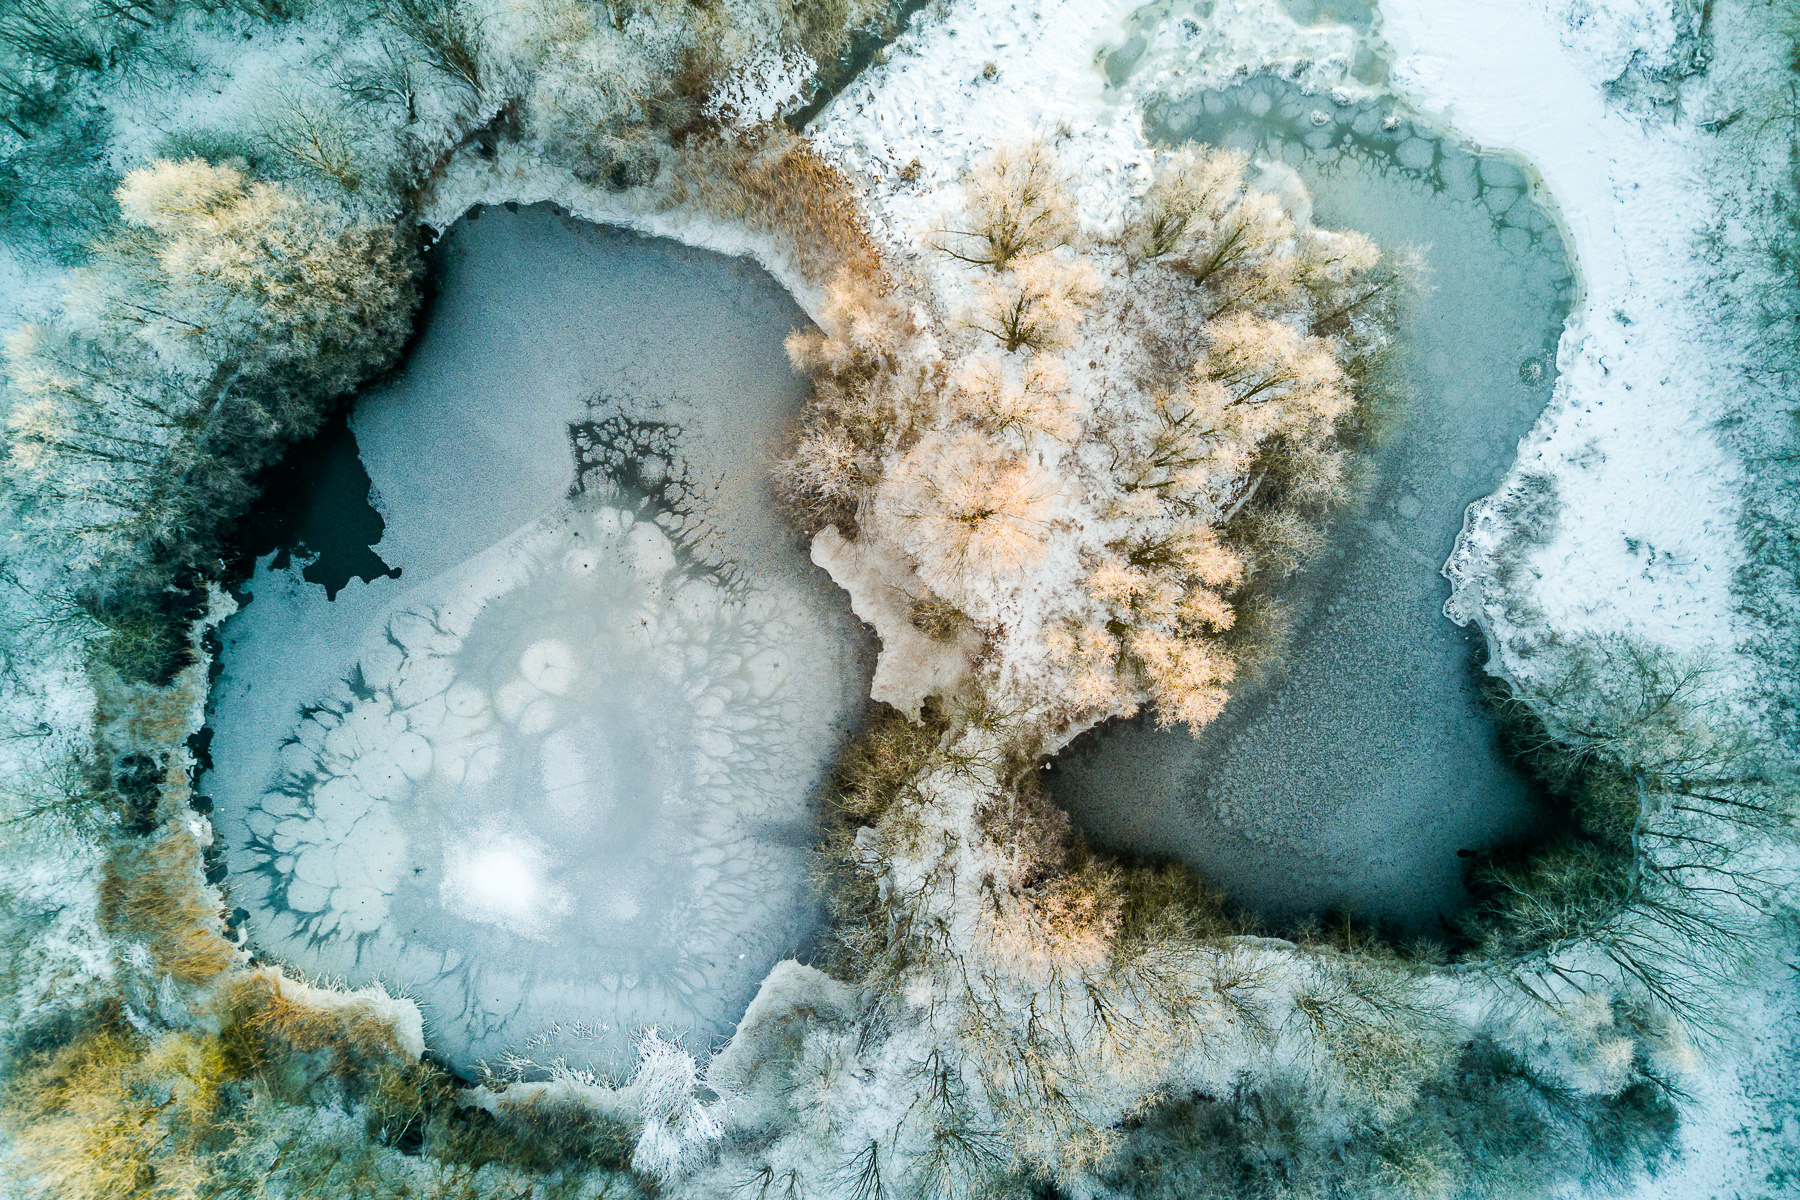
xmin=0 ymin=990 xmax=644 ymax=1200
xmin=667 ymin=126 xmax=885 ymax=289
xmin=98 ymin=827 xmax=234 ymax=986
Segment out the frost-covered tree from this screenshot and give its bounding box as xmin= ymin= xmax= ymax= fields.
xmin=1132 ymin=145 xmax=1249 ymax=262
xmin=965 ymin=253 xmax=1100 ymax=353
xmin=888 ymin=429 xmax=1057 ymax=602
xmin=3 ymin=159 xmax=417 ymax=589
xmin=949 ymin=352 xmax=1081 ymax=442
xmin=933 ymin=140 xmax=1078 ymax=269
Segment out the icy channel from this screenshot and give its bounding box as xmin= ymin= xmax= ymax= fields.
xmin=1053 ymin=76 xmax=1575 ymax=934
xmin=205 ymin=207 xmax=871 ymax=1074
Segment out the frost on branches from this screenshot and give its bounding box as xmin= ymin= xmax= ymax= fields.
xmin=707 ymin=139 xmax=1421 ymax=1187
xmin=2 ymin=159 xmax=417 ymax=588
xmin=781 ymin=140 xmax=1400 ymax=741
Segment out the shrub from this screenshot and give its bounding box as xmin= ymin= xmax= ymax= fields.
xmin=776 ymin=265 xmax=925 ymax=529
xmin=259 ymin=86 xmax=366 ymax=193
xmin=218 ymin=972 xmax=411 ymax=1097
xmin=964 ymin=253 xmax=1100 ymax=353
xmin=910 ymin=596 xmax=969 ymax=641
xmin=932 ymin=140 xmax=1078 ymax=269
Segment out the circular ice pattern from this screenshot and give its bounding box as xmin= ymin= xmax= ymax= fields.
xmin=234 ymin=505 xmax=850 ymax=1070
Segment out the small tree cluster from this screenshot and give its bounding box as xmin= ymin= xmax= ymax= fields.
xmin=781 ymin=140 xmax=1390 ymax=730
xmin=1462 ymin=637 xmax=1798 ymax=1035
xmin=1082 ymin=147 xmax=1390 ymax=732
xmin=3 ymin=158 xmax=417 ymax=610
xmin=774 ymin=266 xmax=925 ymax=528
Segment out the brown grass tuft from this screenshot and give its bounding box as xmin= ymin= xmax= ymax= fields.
xmin=218 ymin=970 xmax=410 ymax=1093
xmin=99 ymin=829 xmax=234 ymax=985
xmin=666 ymin=126 xmax=884 ymax=290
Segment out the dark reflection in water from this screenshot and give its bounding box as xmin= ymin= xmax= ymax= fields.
xmin=227 ymin=409 xmax=398 ymax=601
xmin=1052 ymin=77 xmax=1576 ymax=935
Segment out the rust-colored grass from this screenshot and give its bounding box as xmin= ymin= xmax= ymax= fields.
xmin=99 ymin=829 xmax=235 ymax=985
xmin=219 ymin=970 xmax=409 ymax=1090
xmin=666 ymin=126 xmax=885 ymax=290
xmin=0 ymin=1026 xmax=225 ymax=1200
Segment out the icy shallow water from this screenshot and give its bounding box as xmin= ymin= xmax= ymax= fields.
xmin=1053 ymin=78 xmax=1575 ymax=934
xmin=205 ymin=207 xmax=871 ymax=1074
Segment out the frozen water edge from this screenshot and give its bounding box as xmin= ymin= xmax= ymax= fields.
xmin=204 ymin=209 xmax=872 ymax=1075
xmin=1053 ymin=74 xmax=1575 ymax=932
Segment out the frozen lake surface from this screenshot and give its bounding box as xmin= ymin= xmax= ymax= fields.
xmin=1052 ymin=78 xmax=1575 ymax=934
xmin=205 ymin=207 xmax=871 ymax=1074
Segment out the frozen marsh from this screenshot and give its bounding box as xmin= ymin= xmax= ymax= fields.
xmin=203 ymin=208 xmax=872 ymax=1073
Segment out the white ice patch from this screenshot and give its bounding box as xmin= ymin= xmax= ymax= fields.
xmin=217 ymin=504 xmax=859 ymax=1071
xmin=440 ymin=832 xmax=571 ymax=940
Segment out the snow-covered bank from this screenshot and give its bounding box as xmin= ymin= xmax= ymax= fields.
xmin=1053 ymin=72 xmax=1574 ymax=931
xmin=1381 ymin=1 xmax=1745 ymax=681
xmin=1375 ymin=2 xmax=1796 ymax=1193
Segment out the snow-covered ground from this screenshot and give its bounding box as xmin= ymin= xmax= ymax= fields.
xmin=1387 ymin=1 xmax=1746 ymax=684
xmin=802 ymin=0 xmax=1794 ymax=1190
xmin=1371 ymin=2 xmax=1791 ymax=1186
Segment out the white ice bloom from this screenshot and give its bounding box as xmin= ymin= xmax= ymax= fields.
xmin=439 ymin=831 xmax=573 ymax=940
xmin=630 ymin=1028 xmax=727 ymax=1181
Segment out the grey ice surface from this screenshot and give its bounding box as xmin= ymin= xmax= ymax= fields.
xmin=205 ymin=208 xmax=872 ymax=1074
xmin=1053 ymin=80 xmax=1575 ymax=935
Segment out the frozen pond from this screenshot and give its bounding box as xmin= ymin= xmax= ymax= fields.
xmin=1052 ymin=78 xmax=1575 ymax=934
xmin=204 ymin=207 xmax=871 ymax=1074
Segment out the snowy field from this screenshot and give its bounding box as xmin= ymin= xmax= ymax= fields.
xmin=204 ymin=209 xmax=871 ymax=1072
